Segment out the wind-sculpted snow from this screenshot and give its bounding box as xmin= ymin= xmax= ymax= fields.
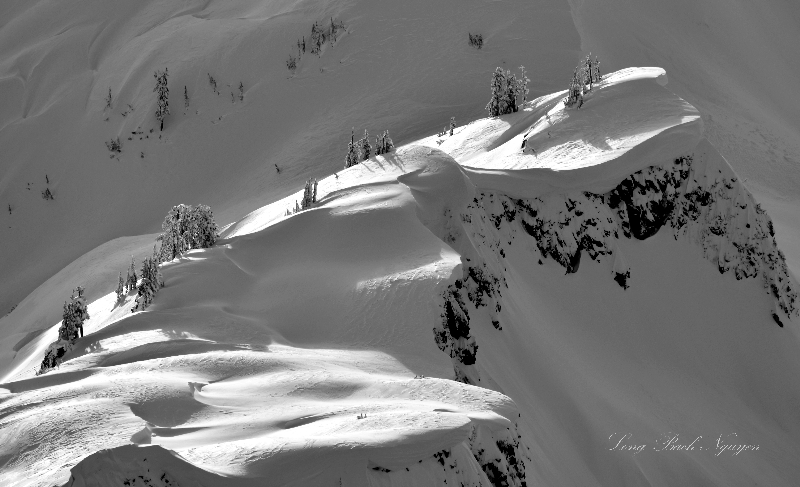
xmin=461 ymin=146 xmax=797 ymax=323
xmin=3 ymin=68 xmax=800 ymax=487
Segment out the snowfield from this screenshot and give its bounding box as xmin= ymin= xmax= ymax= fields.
xmin=2 ymin=67 xmax=799 ymax=486
xmin=2 ymin=0 xmax=800 ymax=485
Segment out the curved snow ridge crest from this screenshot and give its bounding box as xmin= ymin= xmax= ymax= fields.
xmin=63 ymin=422 xmax=532 ymax=487
xmin=464 ymin=139 xmax=797 ymax=323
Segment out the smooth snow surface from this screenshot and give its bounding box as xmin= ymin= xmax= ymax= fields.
xmin=2 ymin=68 xmax=799 ymax=486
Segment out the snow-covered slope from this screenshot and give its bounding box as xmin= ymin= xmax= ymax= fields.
xmin=566 ymin=0 xmax=800 ymax=277
xmin=0 ymin=0 xmax=583 ymax=319
xmin=2 ymin=69 xmax=799 ymax=486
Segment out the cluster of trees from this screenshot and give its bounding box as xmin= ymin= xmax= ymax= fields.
xmin=132 ymin=250 xmax=163 ymax=312
xmin=116 ymin=257 xmax=138 ymax=303
xmin=438 ymin=117 xmax=456 ymax=137
xmin=112 ymin=204 xmax=218 ymax=312
xmin=38 ymin=287 xmax=90 ymax=374
xmin=485 ymin=66 xmax=530 ymax=117
xmin=157 ymin=204 xmax=219 ymax=262
xmin=286 ymin=178 xmax=319 ymax=215
xmin=344 ymin=129 xmax=394 ymax=168
xmin=288 ymin=18 xmax=347 ymax=72
xmin=468 ymin=33 xmax=483 ymax=49
xmin=106 ymin=137 xmax=122 ymax=156
xmin=565 ymin=54 xmax=601 ymax=108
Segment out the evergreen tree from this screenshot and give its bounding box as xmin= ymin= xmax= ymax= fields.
xmin=59 ymin=287 xmax=89 ymax=341
xmin=593 ymin=56 xmax=601 ymax=83
xmin=238 ymin=82 xmax=244 ymax=102
xmin=382 ymin=130 xmax=394 ymax=153
xmin=516 ymin=65 xmax=530 ymax=106
xmin=344 ymin=129 xmax=359 ymax=168
xmin=449 ymin=117 xmax=456 ymax=136
xmin=116 ymin=272 xmax=125 ymax=302
xmin=583 ymin=55 xmax=594 ymax=91
xmin=133 ymin=257 xmax=163 ymax=312
xmin=310 ymin=22 xmax=324 ymax=55
xmin=504 ymin=69 xmax=519 ymax=113
xmin=157 ymin=204 xmax=219 ymax=262
xmin=184 ymin=86 xmax=189 ymax=109
xmin=153 ymin=68 xmax=170 ymax=131
xmin=565 ymin=67 xmax=584 ymax=108
xmin=486 ymin=67 xmax=508 ymax=117
xmin=105 ymin=88 xmax=113 ymax=109
xmin=127 ymin=257 xmax=138 ymax=291
xmin=300 ymin=178 xmax=318 ymax=210
xmin=329 ymin=18 xmax=337 ymax=44
xmin=361 ymin=129 xmax=371 ymax=160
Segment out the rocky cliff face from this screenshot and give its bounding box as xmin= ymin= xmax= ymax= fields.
xmin=435 ymin=140 xmax=798 ymax=384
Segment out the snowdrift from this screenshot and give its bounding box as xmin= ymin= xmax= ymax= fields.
xmin=2 ymin=69 xmax=800 ymax=486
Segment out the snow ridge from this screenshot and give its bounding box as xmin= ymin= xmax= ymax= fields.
xmin=432 ymin=141 xmax=797 ymax=387
xmin=461 ymin=147 xmax=797 ymax=328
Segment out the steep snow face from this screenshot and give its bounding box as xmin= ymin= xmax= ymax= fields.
xmin=2 ymin=69 xmax=800 ymax=487
xmin=415 ymin=69 xmax=800 ymax=484
xmin=0 ymin=0 xmax=583 ymax=319
xmin=565 ymin=0 xmax=800 ymax=278
xmin=0 ymin=147 xmax=534 ymax=487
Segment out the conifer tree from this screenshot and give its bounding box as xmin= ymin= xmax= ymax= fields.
xmin=184 ymin=86 xmax=189 ymax=109
xmin=157 ymin=204 xmax=219 ymax=262
xmin=300 ymin=178 xmax=318 ymax=210
xmin=583 ymin=55 xmax=594 ymax=91
xmin=127 ymin=257 xmax=138 ymax=291
xmin=361 ymin=129 xmax=371 ymax=160
xmin=105 ymin=88 xmax=113 ymax=109
xmin=238 ymin=82 xmax=244 ymax=102
xmin=133 ymin=257 xmax=163 ymax=312
xmin=449 ymin=117 xmax=456 ymax=136
xmin=382 ymin=130 xmax=394 ymax=153
xmin=59 ymin=287 xmax=89 ymax=340
xmin=116 ymin=272 xmax=125 ymax=302
xmin=310 ymin=22 xmax=324 ymax=55
xmin=153 ymin=68 xmax=170 ymax=131
xmin=486 ymin=67 xmax=508 ymax=117
xmin=593 ymin=56 xmax=601 ymax=83
xmin=516 ymin=66 xmax=530 ymax=106
xmin=344 ymin=129 xmax=359 ymax=168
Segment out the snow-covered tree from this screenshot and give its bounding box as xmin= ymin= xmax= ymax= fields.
xmin=468 ymin=33 xmax=483 ymax=49
xmin=157 ymin=204 xmax=219 ymax=262
xmin=329 ymin=17 xmax=340 ymax=44
xmin=58 ymin=287 xmax=89 ymax=341
xmin=382 ymin=130 xmax=394 ymax=153
xmin=105 ymin=88 xmax=113 ymax=109
xmin=132 ymin=257 xmax=163 ymax=312
xmin=486 ymin=67 xmax=507 ymax=117
xmin=565 ymin=67 xmax=584 ymax=108
xmin=344 ymin=129 xmax=359 ymax=168
xmin=360 ymin=129 xmax=371 ymax=161
xmin=153 ymin=68 xmax=169 ymax=131
xmin=127 ymin=257 xmax=138 ymax=292
xmin=310 ymin=21 xmax=324 ymax=55
xmin=487 ymin=66 xmax=530 ymax=116
xmin=115 ymin=272 xmax=125 ymax=302
xmin=449 ymin=117 xmax=456 ymax=136
xmin=516 ymin=65 xmax=530 ymax=106
xmin=238 ymin=82 xmax=244 ymax=102
xmin=593 ymin=56 xmax=601 ymax=83
xmin=505 ymin=70 xmax=519 ymax=113
xmin=300 ymin=178 xmax=318 ymax=210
